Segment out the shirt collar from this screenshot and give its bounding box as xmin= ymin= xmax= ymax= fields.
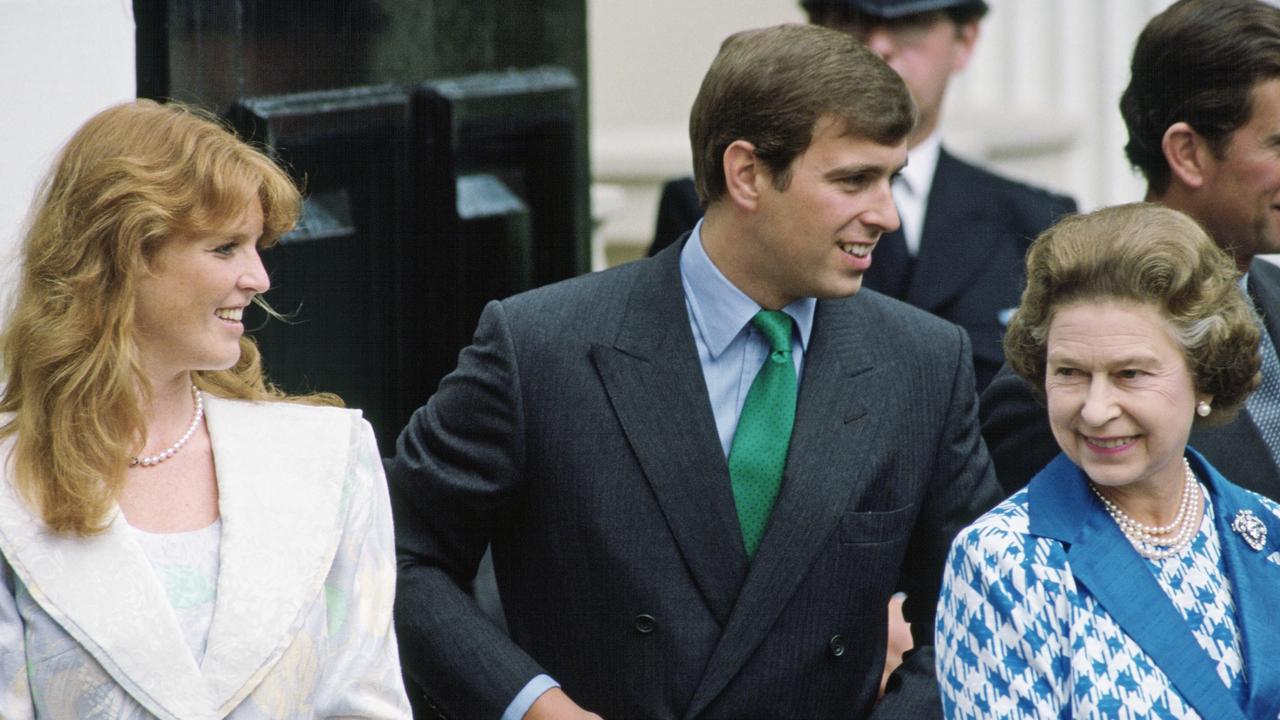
xmin=680 ymin=220 xmax=816 ymax=359
xmin=898 ymin=130 xmax=942 ymax=200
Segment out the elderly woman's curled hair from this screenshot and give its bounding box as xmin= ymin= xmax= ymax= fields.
xmin=1004 ymin=202 xmax=1261 ymax=424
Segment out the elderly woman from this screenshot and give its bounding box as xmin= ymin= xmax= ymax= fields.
xmin=0 ymin=100 xmax=410 ymax=718
xmin=936 ymin=203 xmax=1280 ymax=719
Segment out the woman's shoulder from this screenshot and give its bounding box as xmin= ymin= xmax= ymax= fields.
xmin=205 ymin=397 xmax=381 ymax=516
xmin=205 ymin=395 xmax=365 ymax=432
xmin=950 ymin=489 xmax=1067 ymax=562
xmin=203 ymin=396 xmax=376 ymax=469
xmin=206 ymin=394 xmax=360 ymax=416
xmin=947 ymin=490 xmax=1076 ymax=602
xmin=959 ymin=489 xmax=1033 ymax=542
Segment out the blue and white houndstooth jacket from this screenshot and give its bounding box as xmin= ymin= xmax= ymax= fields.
xmin=936 ymin=449 xmax=1280 ymax=719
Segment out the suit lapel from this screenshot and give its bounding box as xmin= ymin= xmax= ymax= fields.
xmin=591 ymin=244 xmax=749 ymax=627
xmin=1194 ymin=450 xmax=1280 ymax=719
xmin=0 ymin=437 xmax=215 ymax=719
xmin=685 ymin=297 xmax=873 ymax=718
xmin=1028 ymin=456 xmax=1247 ymax=720
xmin=904 ymin=150 xmax=1000 ymax=313
xmin=199 ymin=396 xmax=350 ymax=714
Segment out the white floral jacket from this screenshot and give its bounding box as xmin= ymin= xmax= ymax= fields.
xmin=0 ymin=396 xmax=412 ymax=718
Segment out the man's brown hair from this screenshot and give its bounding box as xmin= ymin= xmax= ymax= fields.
xmin=1120 ymin=0 xmax=1280 ymax=194
xmin=689 ymin=23 xmax=915 ymax=206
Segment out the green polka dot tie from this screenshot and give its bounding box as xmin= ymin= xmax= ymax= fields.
xmin=729 ymin=310 xmax=797 ymax=559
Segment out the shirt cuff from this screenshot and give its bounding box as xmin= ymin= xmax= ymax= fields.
xmin=501 ymin=674 xmax=559 ymax=720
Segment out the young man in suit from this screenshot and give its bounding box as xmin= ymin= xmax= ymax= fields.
xmin=982 ymin=0 xmax=1280 ymax=501
xmin=390 ymin=23 xmax=999 ymax=719
xmin=650 ymin=0 xmax=1077 ymax=392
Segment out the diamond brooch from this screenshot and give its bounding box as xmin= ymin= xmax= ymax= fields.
xmin=1232 ymin=509 xmax=1267 ymax=551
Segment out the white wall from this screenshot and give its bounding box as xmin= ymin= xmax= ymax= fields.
xmin=945 ymin=0 xmax=1177 ymax=210
xmin=588 ymin=0 xmax=804 ymax=266
xmin=588 ymin=0 xmax=1179 ymax=262
xmin=589 ymin=0 xmax=805 ymax=172
xmin=0 ymin=0 xmax=136 ymax=309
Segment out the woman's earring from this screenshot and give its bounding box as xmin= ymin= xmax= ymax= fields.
xmin=1196 ymin=400 xmax=1212 ymax=418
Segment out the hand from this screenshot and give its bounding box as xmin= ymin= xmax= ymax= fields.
xmin=523 ymin=688 xmax=603 ymax=720
xmin=880 ymin=593 xmax=914 ymax=696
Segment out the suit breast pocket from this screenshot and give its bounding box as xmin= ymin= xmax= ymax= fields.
xmin=838 ymin=505 xmax=915 ymax=545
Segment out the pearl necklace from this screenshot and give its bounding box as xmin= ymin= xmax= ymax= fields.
xmin=130 ymin=384 xmax=203 ymax=468
xmin=1091 ymin=458 xmax=1202 ymax=560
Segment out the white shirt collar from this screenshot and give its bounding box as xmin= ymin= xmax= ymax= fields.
xmin=894 ymin=130 xmax=942 ymax=257
xmin=900 ymin=130 xmax=942 ymax=199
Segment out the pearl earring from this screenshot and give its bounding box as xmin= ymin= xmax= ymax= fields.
xmin=1196 ymin=400 xmax=1212 ymax=418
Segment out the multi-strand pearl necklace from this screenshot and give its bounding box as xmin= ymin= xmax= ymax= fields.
xmin=1091 ymin=458 xmax=1202 ymax=560
xmin=130 ymin=384 xmax=204 ymax=468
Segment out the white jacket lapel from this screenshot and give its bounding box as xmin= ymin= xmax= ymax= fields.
xmin=200 ymin=396 xmax=352 ymax=714
xmin=0 ymin=437 xmax=215 ymax=720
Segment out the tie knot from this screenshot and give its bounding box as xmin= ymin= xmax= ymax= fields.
xmin=752 ymin=310 xmax=793 ymax=354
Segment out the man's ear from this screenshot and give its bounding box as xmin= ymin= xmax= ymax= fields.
xmin=723 ymin=139 xmax=763 ymax=211
xmin=1163 ymin=121 xmax=1213 ymax=190
xmin=950 ymin=21 xmax=980 ymax=74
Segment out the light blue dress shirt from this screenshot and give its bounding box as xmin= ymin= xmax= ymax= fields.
xmin=502 ymin=220 xmax=815 ymax=719
xmin=679 ymin=219 xmax=815 ymax=456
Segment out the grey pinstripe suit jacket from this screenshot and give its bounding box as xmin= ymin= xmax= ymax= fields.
xmin=389 ymin=240 xmax=1000 ymax=719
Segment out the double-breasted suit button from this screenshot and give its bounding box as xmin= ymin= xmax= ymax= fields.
xmin=828 ymin=635 xmax=846 ymax=659
xmin=634 ymin=614 xmax=657 ymax=634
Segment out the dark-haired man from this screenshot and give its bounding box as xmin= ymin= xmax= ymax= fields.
xmin=391 ymin=23 xmax=998 ymax=720
xmin=650 ymin=0 xmax=1076 ymax=392
xmin=982 ymin=0 xmax=1280 ymax=501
